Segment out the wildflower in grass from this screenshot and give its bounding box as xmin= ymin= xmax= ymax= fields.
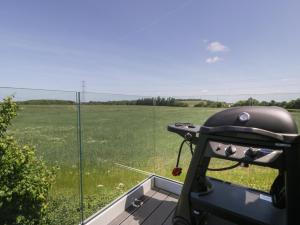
xmin=116 ymin=183 xmax=125 ymax=190
xmin=100 ymin=140 xmax=107 ymax=144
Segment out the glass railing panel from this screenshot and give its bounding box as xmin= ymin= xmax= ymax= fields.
xmin=0 ymin=87 xmax=80 ymax=225
xmin=80 ymin=92 xmax=155 ymax=220
xmin=2 ymin=87 xmax=298 ymax=223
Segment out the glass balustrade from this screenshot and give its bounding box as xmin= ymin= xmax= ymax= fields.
xmin=0 ymin=87 xmax=299 ymax=224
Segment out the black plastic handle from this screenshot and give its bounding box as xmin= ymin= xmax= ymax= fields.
xmin=200 ymin=125 xmax=286 ymax=142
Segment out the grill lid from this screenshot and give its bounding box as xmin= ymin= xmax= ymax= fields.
xmin=204 ymin=106 xmax=298 ymax=134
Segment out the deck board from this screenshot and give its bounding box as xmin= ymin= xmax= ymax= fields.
xmin=119 ymin=190 xmax=169 ymax=225
xmin=142 ymin=194 xmax=177 ymax=225
xmin=111 ymin=189 xmax=178 ymax=225
xmin=162 ymin=210 xmax=175 ymax=225
xmin=108 ymin=189 xmax=157 ymax=225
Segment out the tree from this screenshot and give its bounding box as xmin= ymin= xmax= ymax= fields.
xmin=233 ymin=97 xmax=260 ymax=106
xmin=0 ymin=97 xmax=56 ymax=225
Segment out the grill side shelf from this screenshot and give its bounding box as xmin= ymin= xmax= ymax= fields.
xmin=190 ymin=179 xmax=286 ymax=225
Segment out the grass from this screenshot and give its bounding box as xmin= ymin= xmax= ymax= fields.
xmin=8 ymin=104 xmax=300 ymax=224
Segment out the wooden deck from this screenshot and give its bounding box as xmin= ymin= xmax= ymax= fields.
xmin=108 ymin=188 xmax=178 ymax=225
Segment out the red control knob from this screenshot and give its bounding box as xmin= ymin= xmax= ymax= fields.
xmin=172 ymin=167 xmax=182 ymax=176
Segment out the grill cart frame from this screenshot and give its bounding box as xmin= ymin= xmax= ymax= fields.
xmin=168 ymin=106 xmax=300 ymax=225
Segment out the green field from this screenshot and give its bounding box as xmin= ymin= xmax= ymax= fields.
xmin=9 ymin=104 xmax=300 ymax=224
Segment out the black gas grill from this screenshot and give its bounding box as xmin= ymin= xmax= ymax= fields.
xmin=168 ymin=106 xmax=300 ymax=225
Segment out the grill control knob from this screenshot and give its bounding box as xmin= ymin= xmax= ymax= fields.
xmin=245 ymin=147 xmax=257 ymax=159
xmin=225 ymin=145 xmax=236 ymax=156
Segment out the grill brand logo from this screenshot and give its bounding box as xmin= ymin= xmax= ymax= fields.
xmin=238 ymin=112 xmax=251 ymax=122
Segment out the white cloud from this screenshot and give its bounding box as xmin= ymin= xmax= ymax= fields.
xmin=207 ymin=41 xmax=229 ymax=52
xmin=206 ymin=56 xmax=222 ymax=64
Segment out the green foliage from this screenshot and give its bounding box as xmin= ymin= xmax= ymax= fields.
xmin=286 ymin=98 xmax=300 ymax=109
xmin=152 ymin=96 xmax=188 ymax=107
xmin=232 ymin=97 xmax=260 ymax=107
xmin=43 ymin=195 xmax=80 ymax=225
xmin=87 ymin=96 xmax=188 ymax=107
xmin=135 ymin=96 xmax=188 ymax=107
xmin=18 ymin=100 xmax=75 ymax=105
xmin=233 ymin=97 xmax=300 ymax=109
xmin=87 ymin=100 xmax=136 ymax=105
xmin=0 ymin=97 xmax=18 ymax=137
xmin=0 ymin=97 xmax=56 ymax=225
xmin=83 ymin=97 xmax=300 ymax=109
xmin=194 ymin=100 xmax=229 ymax=108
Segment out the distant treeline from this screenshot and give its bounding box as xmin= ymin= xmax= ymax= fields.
xmin=15 ymin=97 xmax=300 ymax=109
xmin=193 ymin=100 xmax=229 ymax=108
xmin=89 ymin=97 xmax=188 ymax=107
xmin=182 ymin=97 xmax=300 ymax=109
xmin=137 ymin=97 xmax=188 ymax=107
xmin=17 ymin=100 xmax=75 ymax=105
xmin=88 ymin=100 xmax=136 ymax=105
xmin=232 ymin=97 xmax=300 ymax=109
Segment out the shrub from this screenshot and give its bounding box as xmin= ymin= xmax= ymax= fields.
xmin=194 ymin=100 xmax=229 ymax=108
xmin=0 ymin=97 xmax=56 ymax=225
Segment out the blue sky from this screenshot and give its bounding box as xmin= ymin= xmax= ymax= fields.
xmin=0 ymin=0 xmax=299 ymax=97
